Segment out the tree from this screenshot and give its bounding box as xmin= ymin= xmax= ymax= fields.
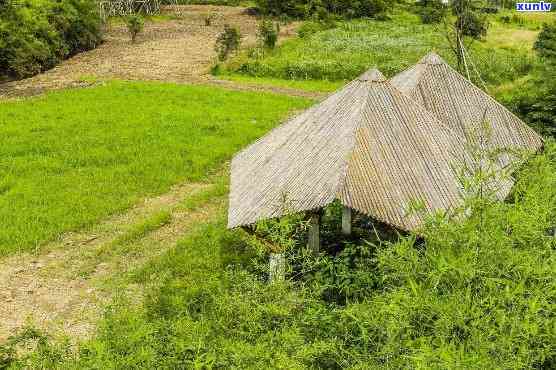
xmin=534 ymin=22 xmax=556 ymax=60
xmin=215 ymin=25 xmax=241 ymax=61
xmin=444 ymin=0 xmax=489 ymax=73
xmin=124 ymin=14 xmax=144 ymax=43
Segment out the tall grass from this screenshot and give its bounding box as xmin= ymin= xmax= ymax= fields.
xmin=226 ymin=11 xmax=539 ymax=86
xmin=0 ymin=81 xmax=311 ymax=255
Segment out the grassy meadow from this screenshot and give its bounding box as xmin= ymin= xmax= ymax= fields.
xmin=0 ymin=81 xmax=310 ymax=255
xmin=223 ymin=10 xmax=552 ymax=89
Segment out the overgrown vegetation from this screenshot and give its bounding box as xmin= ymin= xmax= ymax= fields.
xmin=0 ymin=0 xmax=102 ymax=79
xmin=0 ymin=82 xmax=310 ymax=255
xmin=215 ymin=24 xmax=241 ymax=61
xmin=5 ymin=141 xmax=555 ymax=368
xmin=258 ymin=19 xmax=279 ymax=49
xmin=534 ymin=22 xmax=556 ymax=59
xmin=253 ymin=0 xmax=394 ymax=19
xmin=124 ymin=14 xmax=145 ymax=43
xmin=224 ymin=11 xmax=534 ymax=86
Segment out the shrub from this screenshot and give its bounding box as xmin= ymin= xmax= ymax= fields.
xmin=204 ymin=11 xmax=217 ymax=26
xmin=258 ymin=19 xmax=279 ymax=49
xmin=124 ymin=14 xmax=144 ymax=43
xmin=0 ymin=0 xmax=102 ymax=79
xmin=534 ymin=22 xmax=556 ymax=60
xmin=417 ymin=0 xmax=448 ymax=24
xmin=297 ymin=19 xmax=337 ymax=38
xmin=452 ymin=0 xmax=490 ymax=39
xmin=253 ymin=0 xmax=394 ymax=19
xmin=215 ymin=24 xmax=241 ymax=61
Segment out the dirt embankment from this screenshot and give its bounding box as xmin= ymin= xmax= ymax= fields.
xmin=0 ymin=5 xmax=311 ymax=99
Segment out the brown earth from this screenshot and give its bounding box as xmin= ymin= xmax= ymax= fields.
xmin=0 ymin=5 xmax=321 ymax=100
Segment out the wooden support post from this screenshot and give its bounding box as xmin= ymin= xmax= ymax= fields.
xmin=269 ymin=253 xmax=285 ymax=283
xmin=342 ymin=206 xmax=352 ymax=235
xmin=307 ymin=212 xmax=320 ymax=253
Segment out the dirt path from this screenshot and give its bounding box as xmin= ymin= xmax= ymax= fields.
xmin=0 ymin=5 xmax=322 ymax=100
xmin=0 ymin=170 xmax=227 ymax=343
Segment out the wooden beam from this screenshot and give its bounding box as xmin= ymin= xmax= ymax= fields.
xmin=342 ymin=206 xmax=352 ymax=235
xmin=307 ymin=212 xmax=320 ymax=253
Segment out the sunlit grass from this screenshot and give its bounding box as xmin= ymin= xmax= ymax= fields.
xmin=0 ymin=81 xmax=311 ymax=255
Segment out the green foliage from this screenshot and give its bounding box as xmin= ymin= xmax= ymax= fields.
xmin=124 ymin=14 xmax=144 ymax=43
xmin=215 ymin=24 xmax=241 ymax=61
xmin=254 ymin=0 xmax=393 ymax=19
xmin=0 ymin=0 xmax=102 ymax=79
xmin=0 ymin=81 xmax=311 ymax=255
xmin=452 ymin=0 xmax=490 ymax=39
xmin=534 ymin=22 xmax=556 ymax=60
xmin=417 ymin=0 xmax=447 ymax=24
xmin=513 ymin=66 xmax=556 ymax=137
xmin=227 ymin=12 xmax=533 ymax=85
xmin=10 ymin=142 xmax=556 ymax=367
xmin=297 ymin=17 xmax=337 ymax=38
xmin=258 ymin=19 xmax=279 ymax=49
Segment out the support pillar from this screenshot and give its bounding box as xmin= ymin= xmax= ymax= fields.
xmin=269 ymin=253 xmax=285 ymax=283
xmin=307 ymin=212 xmax=321 ymax=253
xmin=342 ymin=206 xmax=352 ymax=235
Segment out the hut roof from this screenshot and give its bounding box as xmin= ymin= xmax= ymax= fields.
xmin=228 ymin=69 xmax=474 ymax=231
xmin=390 ymin=52 xmax=543 ymax=168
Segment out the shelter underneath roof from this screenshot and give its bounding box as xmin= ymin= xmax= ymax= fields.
xmin=228 ymin=69 xmax=478 ymax=232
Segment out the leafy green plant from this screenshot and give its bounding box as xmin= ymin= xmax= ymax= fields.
xmin=215 ymin=24 xmax=241 ymax=61
xmin=0 ymin=0 xmax=102 ymax=79
xmin=124 ymin=14 xmax=145 ymax=43
xmin=418 ymin=0 xmax=447 ymax=24
xmin=534 ymin=22 xmax=556 ymax=60
xmin=258 ymin=19 xmax=279 ymax=49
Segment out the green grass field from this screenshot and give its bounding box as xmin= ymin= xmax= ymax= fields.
xmin=0 ymin=81 xmax=310 ymax=255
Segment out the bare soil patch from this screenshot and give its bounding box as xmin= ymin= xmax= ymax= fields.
xmin=0 ymin=5 xmax=312 ymax=99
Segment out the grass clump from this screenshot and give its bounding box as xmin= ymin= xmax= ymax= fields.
xmin=8 ymin=141 xmax=556 ymax=369
xmin=0 ymin=81 xmax=311 ymax=255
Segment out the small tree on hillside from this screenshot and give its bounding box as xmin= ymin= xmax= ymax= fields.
xmin=215 ymin=24 xmax=241 ymax=61
xmin=534 ymin=22 xmax=556 ymax=60
xmin=258 ymin=19 xmax=279 ymax=49
xmin=125 ymin=14 xmax=144 ymax=43
xmin=444 ymin=0 xmax=489 ymax=73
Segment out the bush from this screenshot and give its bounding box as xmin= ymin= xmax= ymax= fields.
xmin=258 ymin=19 xmax=279 ymax=49
xmin=124 ymin=14 xmax=144 ymax=43
xmin=297 ymin=18 xmax=337 ymax=38
xmin=215 ymin=24 xmax=241 ymax=61
xmin=254 ymin=0 xmax=393 ymax=19
xmin=534 ymin=22 xmax=556 ymax=60
xmin=452 ymin=0 xmax=489 ymax=39
xmin=417 ymin=0 xmax=447 ymax=24
xmin=0 ymin=0 xmax=102 ymax=79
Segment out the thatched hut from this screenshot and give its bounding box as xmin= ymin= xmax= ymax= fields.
xmin=228 ymin=69 xmax=473 ymax=238
xmin=390 ymin=52 xmax=543 ymax=169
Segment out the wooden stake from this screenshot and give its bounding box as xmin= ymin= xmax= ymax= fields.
xmin=307 ymin=212 xmax=320 ymax=253
xmin=269 ymin=253 xmax=285 ymax=283
xmin=342 ymin=206 xmax=352 ymax=235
